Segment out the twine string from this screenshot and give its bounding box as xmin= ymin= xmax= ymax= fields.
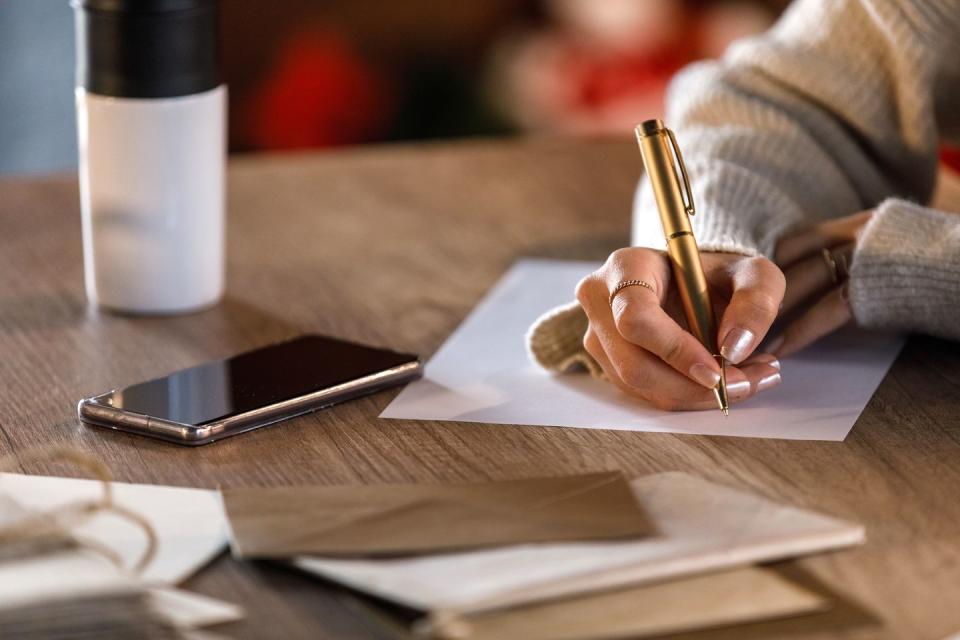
xmin=0 ymin=446 xmax=158 ymax=575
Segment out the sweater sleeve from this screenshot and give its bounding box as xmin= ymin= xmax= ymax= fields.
xmin=849 ymin=199 xmax=960 ymax=340
xmin=631 ymin=0 xmax=960 ymax=257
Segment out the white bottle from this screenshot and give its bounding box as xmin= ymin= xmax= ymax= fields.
xmin=74 ymin=0 xmax=225 ymax=314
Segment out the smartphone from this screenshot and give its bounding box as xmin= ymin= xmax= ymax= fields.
xmin=78 ymin=334 xmax=421 ymax=446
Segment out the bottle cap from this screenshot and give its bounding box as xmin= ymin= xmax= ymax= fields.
xmin=74 ymin=0 xmax=221 ymax=98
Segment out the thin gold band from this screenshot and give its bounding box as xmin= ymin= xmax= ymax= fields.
xmin=609 ymin=279 xmax=656 ymax=305
xmin=821 ymin=247 xmax=851 ymax=285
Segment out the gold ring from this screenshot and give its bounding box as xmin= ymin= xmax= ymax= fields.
xmin=834 ymin=249 xmax=851 ymax=282
xmin=821 ymin=247 xmax=852 ymax=285
xmin=609 ymin=279 xmax=656 ymax=305
xmin=821 ymin=248 xmax=839 ymax=285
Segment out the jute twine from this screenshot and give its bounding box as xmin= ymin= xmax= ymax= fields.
xmin=0 ymin=446 xmax=157 ymax=575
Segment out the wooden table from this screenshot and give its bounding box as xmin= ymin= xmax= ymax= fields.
xmin=1 ymin=138 xmax=958 ymax=639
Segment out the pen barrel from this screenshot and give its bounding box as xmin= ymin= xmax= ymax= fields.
xmin=637 ymin=127 xmax=691 ymax=238
xmin=637 ymin=122 xmax=718 ymax=354
xmin=667 ymin=234 xmax=718 ymax=353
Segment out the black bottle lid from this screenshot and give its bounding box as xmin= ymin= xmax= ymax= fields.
xmin=74 ymin=0 xmax=222 ymax=99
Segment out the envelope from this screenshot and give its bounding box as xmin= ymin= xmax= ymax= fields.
xmin=293 ymin=472 xmax=864 ymax=614
xmin=420 ymin=566 xmax=828 ymax=640
xmin=221 ymin=471 xmax=652 ymax=557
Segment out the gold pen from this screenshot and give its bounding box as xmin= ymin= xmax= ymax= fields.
xmin=635 ymin=119 xmax=729 ymax=415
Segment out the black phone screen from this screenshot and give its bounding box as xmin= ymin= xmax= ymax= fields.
xmin=110 ymin=335 xmax=417 ymax=426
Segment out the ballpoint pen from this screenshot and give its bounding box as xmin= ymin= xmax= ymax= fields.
xmin=635 ymin=119 xmax=730 ymax=415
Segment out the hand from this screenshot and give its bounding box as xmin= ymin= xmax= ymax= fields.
xmin=576 ymin=248 xmax=785 ymax=411
xmin=768 ymin=210 xmax=873 ymax=357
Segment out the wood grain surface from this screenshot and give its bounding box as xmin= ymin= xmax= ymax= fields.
xmin=0 ymin=137 xmax=958 ymax=639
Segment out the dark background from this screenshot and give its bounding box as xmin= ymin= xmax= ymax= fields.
xmin=1 ymin=0 xmax=787 ymax=174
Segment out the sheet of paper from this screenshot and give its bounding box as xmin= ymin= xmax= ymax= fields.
xmin=381 ymin=259 xmax=904 ymax=440
xmin=0 ymin=472 xmax=228 ymax=584
xmin=0 ymin=550 xmax=133 ymax=608
xmin=223 ymin=471 xmax=651 ymax=558
xmin=0 ymin=552 xmax=242 ymax=630
xmin=294 ymin=472 xmax=864 ymax=614
xmin=443 ymin=566 xmax=827 ymax=640
xmin=148 ymin=588 xmax=245 ymax=629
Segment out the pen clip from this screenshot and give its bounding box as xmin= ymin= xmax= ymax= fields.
xmin=666 ymin=128 xmax=696 ymax=217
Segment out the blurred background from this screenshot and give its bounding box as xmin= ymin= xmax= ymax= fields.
xmin=1 ymin=0 xmax=789 ymax=175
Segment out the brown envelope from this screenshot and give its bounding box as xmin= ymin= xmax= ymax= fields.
xmin=222 ymin=472 xmax=651 ymax=558
xmin=414 ymin=567 xmax=830 ymax=640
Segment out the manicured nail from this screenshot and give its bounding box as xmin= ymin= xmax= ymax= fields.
xmin=757 ymin=372 xmax=782 ymax=391
xmin=720 ymin=328 xmax=755 ymax=364
xmin=689 ymin=362 xmax=721 ymax=389
xmin=744 ymin=354 xmax=780 ymax=370
xmin=765 ymin=335 xmax=785 ymax=355
xmin=726 ymin=379 xmax=751 ymax=397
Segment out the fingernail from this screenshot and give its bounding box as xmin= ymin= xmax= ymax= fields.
xmin=758 ymin=372 xmax=782 ymax=391
xmin=765 ymin=335 xmax=784 ymax=355
xmin=744 ymin=354 xmax=780 ymax=370
xmin=720 ymin=328 xmax=755 ymax=364
xmin=689 ymin=362 xmax=721 ymax=389
xmin=726 ymin=378 xmax=751 ymax=397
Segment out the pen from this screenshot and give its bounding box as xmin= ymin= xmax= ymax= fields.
xmin=635 ymin=119 xmax=729 ymax=415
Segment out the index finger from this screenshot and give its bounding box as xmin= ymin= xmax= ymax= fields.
xmin=608 ymin=276 xmax=722 ymax=391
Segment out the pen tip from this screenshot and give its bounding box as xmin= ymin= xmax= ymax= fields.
xmin=722 ymin=407 xmax=729 ymax=417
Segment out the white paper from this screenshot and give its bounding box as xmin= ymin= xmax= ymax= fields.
xmin=0 ymin=550 xmax=134 ymax=607
xmin=0 ymin=472 xmax=228 ymax=584
xmin=294 ymin=471 xmax=864 ymax=614
xmin=149 ymin=588 xmax=245 ymax=629
xmin=381 ymin=259 xmax=904 ymax=441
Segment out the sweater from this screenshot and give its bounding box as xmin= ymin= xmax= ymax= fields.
xmin=632 ymin=0 xmax=960 ymax=339
xmin=528 ymin=0 xmax=960 ymax=376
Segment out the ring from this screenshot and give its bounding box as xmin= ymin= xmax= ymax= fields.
xmin=834 ymin=248 xmax=851 ymax=282
xmin=821 ymin=248 xmax=838 ymax=284
xmin=821 ymin=247 xmax=852 ymax=285
xmin=609 ymin=279 xmax=656 ymax=306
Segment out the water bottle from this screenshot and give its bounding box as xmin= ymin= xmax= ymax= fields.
xmin=74 ymin=0 xmax=225 ymax=314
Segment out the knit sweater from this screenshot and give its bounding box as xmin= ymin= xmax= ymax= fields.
xmin=632 ymin=0 xmax=960 ymax=340
xmin=528 ymin=0 xmax=960 ymax=376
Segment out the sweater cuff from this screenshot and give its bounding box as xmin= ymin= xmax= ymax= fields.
xmin=849 ymin=199 xmax=960 ymax=339
xmin=631 ymin=161 xmax=808 ymax=258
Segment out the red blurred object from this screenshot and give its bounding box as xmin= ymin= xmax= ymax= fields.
xmin=942 ymin=146 xmax=960 ymax=173
xmin=249 ymin=27 xmax=388 ymax=149
xmin=572 ymin=49 xmax=690 ymax=110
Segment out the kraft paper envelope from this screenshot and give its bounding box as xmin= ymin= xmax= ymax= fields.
xmin=294 ymin=472 xmax=864 ymax=614
xmin=222 ymin=472 xmax=652 ymax=557
xmin=425 ymin=566 xmax=828 ymax=640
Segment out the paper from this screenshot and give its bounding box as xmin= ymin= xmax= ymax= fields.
xmin=0 ymin=549 xmax=134 ymax=608
xmin=293 ymin=472 xmax=864 ymax=614
xmin=148 ymin=588 xmax=245 ymax=629
xmin=0 ymin=472 xmax=228 ymax=584
xmin=381 ymin=259 xmax=904 ymax=440
xmin=440 ymin=566 xmax=827 ymax=640
xmin=0 ymin=474 xmax=239 ymax=638
xmin=223 ymin=472 xmax=651 ymax=558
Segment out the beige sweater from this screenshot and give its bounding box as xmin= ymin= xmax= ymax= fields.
xmin=632 ymin=0 xmax=960 ymax=339
xmin=529 ymin=0 xmax=960 ymax=375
